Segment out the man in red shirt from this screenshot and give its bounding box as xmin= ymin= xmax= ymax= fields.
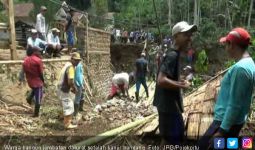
xmin=23 ymin=47 xmax=44 ymax=117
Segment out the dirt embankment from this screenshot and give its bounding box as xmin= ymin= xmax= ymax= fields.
xmin=110 ymin=43 xmax=144 ymax=73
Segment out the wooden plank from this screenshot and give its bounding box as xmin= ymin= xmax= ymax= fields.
xmin=0 ymin=58 xmax=70 ymax=64
xmin=8 ymin=0 xmax=17 ymax=60
xmin=0 ymin=26 xmax=8 ymax=30
xmin=88 ymin=27 xmax=111 ymax=34
xmin=0 ymin=23 xmax=8 ymax=27
xmin=88 ymin=51 xmax=110 ymax=55
xmin=85 ymin=13 xmax=89 ymax=63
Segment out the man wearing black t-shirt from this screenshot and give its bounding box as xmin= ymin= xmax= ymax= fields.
xmin=153 ymin=21 xmax=197 ymax=145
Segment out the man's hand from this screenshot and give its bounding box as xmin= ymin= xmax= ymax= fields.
xmin=179 ymin=79 xmax=190 ymax=89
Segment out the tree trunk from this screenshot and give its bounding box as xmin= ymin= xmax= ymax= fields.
xmin=168 ymin=0 xmax=172 ymax=28
xmin=248 ymin=0 xmax=254 ymax=29
xmin=194 ymin=0 xmax=199 ymax=26
xmin=188 ymin=0 xmax=190 ymax=22
xmin=226 ymin=0 xmax=233 ymax=29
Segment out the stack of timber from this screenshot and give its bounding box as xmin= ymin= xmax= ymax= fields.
xmin=183 ymin=70 xmax=226 ymax=140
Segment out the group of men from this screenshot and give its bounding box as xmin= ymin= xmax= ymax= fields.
xmin=20 ymin=6 xmax=255 ymax=143
xmin=153 ymin=21 xmax=255 ymax=149
xmin=27 ymin=5 xmax=76 ymax=57
xmin=22 ymin=47 xmax=85 ymax=129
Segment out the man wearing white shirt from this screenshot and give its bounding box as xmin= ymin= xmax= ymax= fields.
xmin=36 ymin=6 xmax=47 ymax=40
xmin=27 ymin=29 xmax=47 ymax=56
xmin=107 ymin=72 xmax=130 ymax=100
xmin=47 ymin=28 xmax=63 ymax=57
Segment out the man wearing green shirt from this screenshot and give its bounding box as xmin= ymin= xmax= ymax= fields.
xmin=199 ymin=28 xmax=255 ymax=149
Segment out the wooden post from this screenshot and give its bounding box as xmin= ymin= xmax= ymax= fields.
xmin=8 ymin=0 xmax=17 ymax=60
xmin=85 ymin=12 xmax=89 ymax=63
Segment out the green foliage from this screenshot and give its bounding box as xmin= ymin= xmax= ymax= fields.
xmin=224 ymin=60 xmax=235 ymax=68
xmin=191 ymin=75 xmax=203 ymax=89
xmin=66 ymin=0 xmax=91 ymax=11
xmin=195 ymin=50 xmax=208 ymax=73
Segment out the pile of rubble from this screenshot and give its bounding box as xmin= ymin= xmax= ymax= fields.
xmin=83 ymin=98 xmax=155 ymax=124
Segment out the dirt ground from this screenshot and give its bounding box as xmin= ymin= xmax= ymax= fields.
xmin=0 ymin=81 xmax=155 ymax=147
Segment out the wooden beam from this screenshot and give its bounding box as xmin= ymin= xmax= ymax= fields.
xmin=0 ymin=58 xmax=70 ymax=65
xmin=86 ymin=13 xmax=89 ymax=63
xmin=88 ymin=51 xmax=110 ymax=55
xmin=8 ymin=0 xmax=17 ymax=60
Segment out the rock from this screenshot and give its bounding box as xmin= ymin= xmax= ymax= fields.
xmin=94 ymin=105 xmax=103 ymax=113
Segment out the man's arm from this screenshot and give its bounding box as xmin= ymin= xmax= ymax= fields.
xmin=67 ymin=66 xmax=77 ymax=93
xmin=27 ymin=38 xmax=33 ymax=48
xmin=157 ymin=53 xmax=189 ymax=90
xmin=57 ymin=36 xmax=61 ymax=45
xmin=157 ymin=72 xmax=188 ymax=89
xmin=38 ymin=60 xmax=44 ymax=84
xmin=47 ymin=33 xmax=53 ymax=45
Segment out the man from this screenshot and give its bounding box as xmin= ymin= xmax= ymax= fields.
xmin=198 ymin=28 xmax=255 ymax=149
xmin=74 ymin=57 xmax=85 ymax=118
xmin=22 ymin=47 xmax=44 ymax=117
xmin=153 ymin=21 xmax=197 ymax=145
xmin=183 ymin=65 xmax=193 ymax=82
xmin=27 ymin=29 xmax=47 ymax=55
xmin=47 ymin=28 xmax=63 ymax=57
xmin=57 ymin=52 xmax=81 ymax=129
xmin=187 ymin=48 xmax=194 ymax=64
xmin=107 ymin=72 xmax=130 ymax=100
xmin=36 ymin=6 xmax=47 ymax=40
xmin=65 ymin=9 xmax=75 ymax=54
xmin=135 ymin=52 xmax=149 ymax=102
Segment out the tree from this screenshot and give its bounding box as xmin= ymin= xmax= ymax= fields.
xmin=248 ymin=0 xmax=254 ymax=29
xmin=167 ymin=0 xmax=172 ymax=28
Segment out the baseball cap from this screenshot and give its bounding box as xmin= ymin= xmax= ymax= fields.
xmin=219 ymin=27 xmax=251 ymax=46
xmin=51 ymin=28 xmax=60 ymax=32
xmin=71 ymin=52 xmax=81 ymax=60
xmin=31 ymin=29 xmax=37 ymax=33
xmin=172 ymin=21 xmax=197 ymax=36
xmin=40 ymin=6 xmax=47 ymax=11
xmin=184 ymin=65 xmax=192 ymax=71
xmin=141 ymin=52 xmax=146 ymax=56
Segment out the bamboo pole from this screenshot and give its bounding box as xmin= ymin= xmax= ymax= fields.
xmin=73 ymin=114 xmax=156 ymax=146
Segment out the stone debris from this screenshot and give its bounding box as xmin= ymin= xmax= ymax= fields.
xmin=93 ymin=97 xmax=154 ymax=122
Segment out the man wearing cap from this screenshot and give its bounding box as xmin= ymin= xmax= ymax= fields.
xmin=135 ymin=52 xmax=149 ymax=102
xmin=27 ymin=29 xmax=47 ymax=55
xmin=57 ymin=52 xmax=81 ymax=129
xmin=22 ymin=47 xmax=45 ymax=117
xmin=36 ymin=6 xmax=47 ymax=40
xmin=153 ymin=21 xmax=197 ymax=145
xmin=65 ymin=9 xmax=75 ymax=53
xmin=46 ymin=28 xmax=63 ymax=57
xmin=73 ymin=56 xmax=85 ymax=118
xmin=198 ymin=28 xmax=255 ymax=149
